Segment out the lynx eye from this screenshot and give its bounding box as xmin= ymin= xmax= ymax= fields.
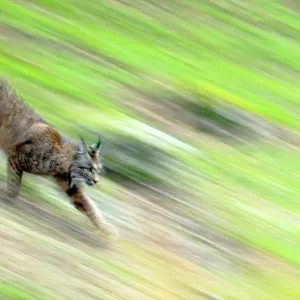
xmin=84 ymin=162 xmax=93 ymax=172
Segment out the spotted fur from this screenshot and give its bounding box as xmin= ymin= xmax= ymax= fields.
xmin=0 ymin=80 xmax=117 ymax=238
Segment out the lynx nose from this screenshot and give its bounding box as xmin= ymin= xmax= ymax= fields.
xmin=86 ymin=178 xmax=97 ymax=186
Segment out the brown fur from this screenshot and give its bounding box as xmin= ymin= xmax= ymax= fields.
xmin=0 ymin=80 xmax=117 ymax=239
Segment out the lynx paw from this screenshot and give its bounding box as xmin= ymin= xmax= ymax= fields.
xmin=100 ymin=223 xmax=119 ymax=241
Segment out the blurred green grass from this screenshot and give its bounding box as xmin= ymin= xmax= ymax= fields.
xmin=0 ymin=281 xmax=48 ymax=300
xmin=2 ymin=0 xmax=300 ymax=128
xmin=1 ymin=0 xmax=300 ymax=299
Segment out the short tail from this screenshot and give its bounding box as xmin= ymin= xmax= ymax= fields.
xmin=0 ymin=79 xmax=11 ymax=89
xmin=0 ymin=79 xmax=14 ymax=102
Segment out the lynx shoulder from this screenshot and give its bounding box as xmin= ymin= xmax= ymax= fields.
xmin=0 ymin=80 xmax=118 ymax=239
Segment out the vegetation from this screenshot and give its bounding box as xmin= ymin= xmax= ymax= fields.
xmin=0 ymin=0 xmax=300 ymax=299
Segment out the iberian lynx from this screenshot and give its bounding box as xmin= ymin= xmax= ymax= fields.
xmin=0 ymin=80 xmax=118 ymax=238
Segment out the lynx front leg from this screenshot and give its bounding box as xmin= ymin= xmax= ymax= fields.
xmin=6 ymin=160 xmax=23 ymax=199
xmin=54 ymin=175 xmax=118 ymax=239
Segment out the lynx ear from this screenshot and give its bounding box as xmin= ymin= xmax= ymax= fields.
xmin=89 ymin=135 xmax=103 ymax=156
xmin=76 ymin=140 xmax=87 ymax=154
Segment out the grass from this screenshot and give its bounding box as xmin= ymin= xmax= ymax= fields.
xmin=2 ymin=0 xmax=300 ymax=129
xmin=1 ymin=0 xmax=300 ymax=299
xmin=0 ymin=281 xmax=48 ymax=300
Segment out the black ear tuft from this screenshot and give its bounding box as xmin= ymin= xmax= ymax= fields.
xmin=89 ymin=135 xmax=103 ymax=155
xmin=79 ymin=136 xmax=85 ymax=143
xmin=96 ymin=135 xmax=102 ymax=149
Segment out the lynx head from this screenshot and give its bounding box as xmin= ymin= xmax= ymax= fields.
xmin=69 ymin=136 xmax=104 ymax=187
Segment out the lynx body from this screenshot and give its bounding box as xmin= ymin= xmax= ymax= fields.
xmin=0 ymin=80 xmax=117 ymax=238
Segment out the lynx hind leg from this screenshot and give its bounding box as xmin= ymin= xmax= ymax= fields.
xmin=6 ymin=160 xmax=23 ymax=199
xmin=54 ymin=175 xmax=118 ymax=239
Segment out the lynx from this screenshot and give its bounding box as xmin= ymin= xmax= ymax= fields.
xmin=0 ymin=80 xmax=118 ymax=238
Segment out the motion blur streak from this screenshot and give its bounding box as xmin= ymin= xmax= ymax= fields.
xmin=0 ymin=1 xmax=300 ymax=299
